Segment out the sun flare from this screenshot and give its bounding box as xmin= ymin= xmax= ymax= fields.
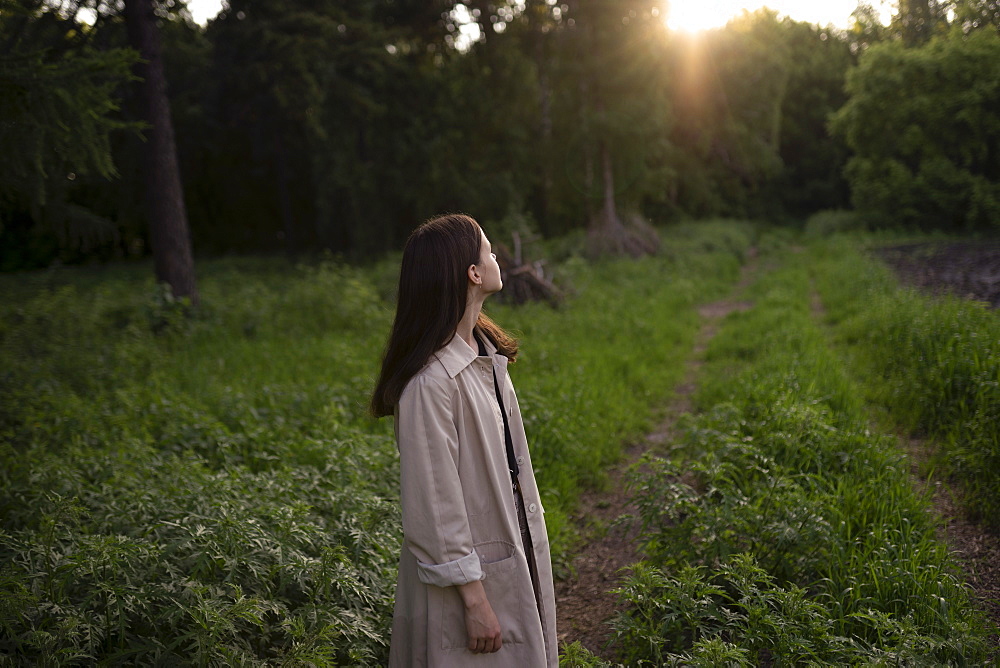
xmin=663 ymin=0 xmax=895 ymax=34
xmin=664 ymin=0 xmax=741 ymax=33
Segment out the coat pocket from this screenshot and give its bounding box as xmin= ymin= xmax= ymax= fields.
xmin=437 ymin=540 xmax=528 ymax=650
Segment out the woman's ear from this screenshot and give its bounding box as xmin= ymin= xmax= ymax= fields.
xmin=467 ymin=263 xmax=482 ymax=286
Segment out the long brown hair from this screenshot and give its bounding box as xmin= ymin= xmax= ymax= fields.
xmin=370 ymin=214 xmax=518 ymax=418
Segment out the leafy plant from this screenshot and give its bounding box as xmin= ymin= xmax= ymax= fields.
xmin=0 ymin=221 xmax=755 ymax=663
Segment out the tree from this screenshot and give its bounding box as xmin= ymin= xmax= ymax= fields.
xmin=949 ymin=0 xmax=1000 ymax=33
xmin=558 ymin=0 xmax=666 ymax=256
xmin=847 ymin=3 xmax=891 ymax=54
xmin=664 ymin=10 xmax=790 ymax=218
xmin=126 ymin=0 xmax=198 ymax=302
xmin=0 ymin=0 xmax=139 ymax=268
xmin=892 ymin=0 xmax=950 ymax=46
xmin=206 ymin=0 xmax=462 ymax=257
xmin=832 ymin=31 xmax=1000 ymax=230
xmin=770 ymin=20 xmax=854 ymax=216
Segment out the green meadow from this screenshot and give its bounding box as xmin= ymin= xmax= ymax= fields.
xmin=2 ymin=223 xmax=998 ymax=665
xmin=585 ymin=237 xmax=997 ymax=666
xmin=0 ymin=222 xmax=748 ymax=664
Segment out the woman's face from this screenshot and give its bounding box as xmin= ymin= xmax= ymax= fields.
xmin=476 ymin=229 xmax=503 ymax=295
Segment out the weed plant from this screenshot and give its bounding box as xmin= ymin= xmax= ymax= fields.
xmin=811 ymin=237 xmax=1000 ymax=526
xmin=608 ymin=245 xmax=992 ymax=665
xmin=0 ymin=222 xmax=752 ymax=664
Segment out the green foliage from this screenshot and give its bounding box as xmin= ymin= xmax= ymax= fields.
xmin=812 ymin=239 xmax=1000 ymax=525
xmin=951 ymin=0 xmax=1000 ymax=33
xmin=559 ymin=640 xmax=617 ymax=667
xmin=612 ymin=241 xmax=993 ymax=664
xmin=803 ymin=209 xmax=868 ymax=238
xmin=833 ymin=30 xmax=1000 ymax=231
xmin=2 ymin=0 xmax=856 ymax=268
xmin=0 ymin=259 xmax=401 ymax=664
xmin=614 ymin=556 xmax=854 ymax=666
xmin=0 ymin=0 xmax=141 ymax=267
xmin=0 ymin=221 xmax=753 ymax=663
xmin=0 ymin=7 xmax=139 ymax=206
xmin=664 ymin=10 xmax=788 ymax=218
xmin=554 ymin=0 xmax=671 ymax=223
xmin=770 ymin=21 xmax=853 ymax=217
xmin=890 ymin=0 xmax=951 ymax=46
xmin=659 ymin=11 xmax=853 ymax=221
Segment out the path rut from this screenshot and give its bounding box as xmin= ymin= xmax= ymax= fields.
xmin=554 ymin=249 xmax=758 ymax=658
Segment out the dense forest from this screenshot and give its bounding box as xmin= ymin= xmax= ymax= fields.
xmin=4 ymin=2 xmax=1000 ymax=664
xmin=2 ymin=0 xmax=999 ymax=280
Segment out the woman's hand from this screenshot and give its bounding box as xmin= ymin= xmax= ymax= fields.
xmin=457 ymin=580 xmax=502 ymax=653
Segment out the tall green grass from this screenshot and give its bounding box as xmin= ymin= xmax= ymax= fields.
xmin=607 ymin=242 xmax=993 ymax=665
xmin=0 ymin=222 xmax=752 ymax=664
xmin=811 ymin=237 xmax=1000 ymax=526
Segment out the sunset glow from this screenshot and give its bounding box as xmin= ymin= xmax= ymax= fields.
xmin=183 ymin=0 xmax=893 ymax=33
xmin=662 ymin=0 xmax=894 ymax=33
xmin=665 ymin=0 xmax=745 ymax=33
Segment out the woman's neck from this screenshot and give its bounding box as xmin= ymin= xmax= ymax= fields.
xmin=456 ymin=292 xmax=485 ymax=349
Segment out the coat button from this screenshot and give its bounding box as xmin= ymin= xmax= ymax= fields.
xmin=516 ymin=456 xmax=525 ymax=466
xmin=528 ymin=503 xmax=537 ymax=513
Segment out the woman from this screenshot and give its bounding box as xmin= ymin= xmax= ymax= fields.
xmin=371 ymin=214 xmax=558 ymax=666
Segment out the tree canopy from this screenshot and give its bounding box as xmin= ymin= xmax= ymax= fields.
xmin=833 ymin=29 xmax=1000 ymax=230
xmin=3 ymin=0 xmax=999 ymax=269
xmin=0 ymin=0 xmax=139 ymax=263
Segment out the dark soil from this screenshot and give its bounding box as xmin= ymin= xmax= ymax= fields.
xmin=873 ymin=241 xmax=1000 ymax=308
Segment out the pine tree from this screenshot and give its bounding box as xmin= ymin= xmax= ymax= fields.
xmin=0 ymin=0 xmax=139 ymax=255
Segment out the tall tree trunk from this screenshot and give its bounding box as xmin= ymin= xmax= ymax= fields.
xmin=126 ymin=0 xmax=198 ymax=303
xmin=578 ymin=78 xmax=594 ymax=205
xmin=273 ymin=132 xmax=297 ymax=257
xmin=598 ymin=140 xmax=622 ymax=234
xmin=533 ymin=18 xmax=553 ymax=230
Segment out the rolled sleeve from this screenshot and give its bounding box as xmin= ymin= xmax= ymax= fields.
xmin=396 ymin=374 xmax=483 ymax=588
xmin=416 ymin=549 xmax=483 ymax=587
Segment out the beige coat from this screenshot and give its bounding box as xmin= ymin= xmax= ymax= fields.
xmin=389 ymin=331 xmax=558 ymax=667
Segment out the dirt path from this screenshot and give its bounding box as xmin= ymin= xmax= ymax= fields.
xmin=554 ymin=249 xmax=758 ymax=659
xmin=809 ymin=287 xmax=1000 ymax=651
xmin=907 ymin=437 xmax=1000 ymax=649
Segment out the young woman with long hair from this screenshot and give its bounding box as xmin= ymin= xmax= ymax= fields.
xmin=371 ymin=214 xmax=557 ymax=666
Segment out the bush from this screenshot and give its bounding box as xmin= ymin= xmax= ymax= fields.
xmin=803 ymin=209 xmax=868 ymax=238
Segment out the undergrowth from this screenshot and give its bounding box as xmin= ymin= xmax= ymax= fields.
xmin=599 ymin=242 xmax=993 ymax=666
xmin=0 ymin=222 xmax=753 ymax=664
xmin=810 ymin=236 xmax=1000 ymax=527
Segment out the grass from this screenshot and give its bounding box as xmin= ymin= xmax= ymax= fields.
xmin=809 ymin=235 xmax=1000 ymax=526
xmin=0 ymin=221 xmax=753 ymax=664
xmin=605 ymin=236 xmax=994 ymax=666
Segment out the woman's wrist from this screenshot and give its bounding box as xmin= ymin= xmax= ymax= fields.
xmin=456 ymin=579 xmax=488 ymax=610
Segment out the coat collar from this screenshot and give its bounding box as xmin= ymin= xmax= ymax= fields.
xmin=434 ymin=328 xmax=498 ymax=379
